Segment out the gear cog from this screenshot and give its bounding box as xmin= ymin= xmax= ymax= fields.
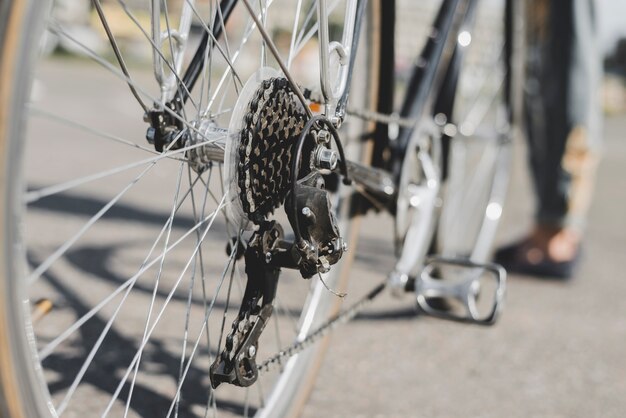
xmin=237 ymin=77 xmax=307 ymax=224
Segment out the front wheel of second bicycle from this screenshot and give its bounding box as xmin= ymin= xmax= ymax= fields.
xmin=0 ymin=1 xmax=384 ymax=417
xmin=435 ymin=0 xmax=515 ymax=264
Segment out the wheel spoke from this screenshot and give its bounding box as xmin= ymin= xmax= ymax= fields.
xmin=170 ymin=165 xmax=213 ymax=418
xmin=24 ymin=131 xmax=223 ymax=204
xmin=187 ymin=165 xmax=217 ymax=405
xmin=102 ymin=194 xmax=227 ymax=417
xmin=24 ymin=127 xmax=222 ymax=285
xmin=287 ymin=0 xmax=305 ymax=70
xmin=204 ymin=3 xmax=267 ymax=114
xmin=123 ymin=162 xmax=187 ymax=417
xmin=37 ymin=174 xmax=212 ymax=360
xmin=292 ymin=0 xmax=341 ymax=63
xmin=184 ymin=0 xmax=244 ymax=91
xmin=215 ymin=237 xmax=240 ymax=358
xmin=241 ymin=0 xmax=312 ymax=118
xmin=113 ymin=0 xmax=200 ymax=112
xmin=165 ymin=246 xmax=239 ymax=418
xmin=28 ymin=106 xmax=166 ymax=157
xmin=47 ymin=21 xmax=224 ymax=145
xmin=92 ymin=0 xmax=149 ymax=113
xmin=27 ymin=159 xmax=162 ymax=283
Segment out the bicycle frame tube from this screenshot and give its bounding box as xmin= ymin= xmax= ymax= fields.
xmin=337 ymin=0 xmax=368 ymax=119
xmin=174 ymin=0 xmax=238 ymax=107
xmin=317 ymin=0 xmax=359 ymax=116
xmin=434 ymin=0 xmax=478 ymax=180
xmin=395 ymin=0 xmax=463 ymax=160
xmin=151 ymin=0 xmax=195 ymax=102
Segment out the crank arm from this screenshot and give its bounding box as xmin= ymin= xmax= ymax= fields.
xmin=415 ymin=256 xmax=506 ymax=325
xmin=344 ymin=160 xmax=396 ymax=199
xmin=388 ymin=150 xmax=440 ymax=296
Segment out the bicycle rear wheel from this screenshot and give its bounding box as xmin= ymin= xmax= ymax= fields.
xmin=0 ymin=1 xmax=382 ymax=417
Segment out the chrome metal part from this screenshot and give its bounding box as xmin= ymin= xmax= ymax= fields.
xmin=391 ymin=147 xmax=440 ymax=281
xmin=416 ymin=257 xmax=506 ymax=325
xmin=151 ymin=0 xmax=195 ymax=102
xmin=317 ymin=0 xmax=332 ymax=113
xmin=337 ymin=0 xmax=357 ymax=94
xmin=388 ymin=271 xmax=410 ymax=298
xmin=317 ymin=129 xmax=330 ymax=144
xmin=329 ymin=114 xmax=342 ymax=129
xmin=465 ymin=131 xmax=513 ymax=262
xmin=187 ymin=120 xmax=229 ymax=173
xmin=317 ymin=0 xmax=358 ymax=116
xmin=314 ymin=146 xmax=338 ymax=171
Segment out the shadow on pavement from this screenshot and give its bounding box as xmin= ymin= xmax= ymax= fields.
xmin=28 ymin=185 xmax=200 ymax=231
xmin=28 ymin=253 xmax=252 ymax=416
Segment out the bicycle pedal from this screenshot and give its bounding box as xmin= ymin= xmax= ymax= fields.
xmin=415 ymin=256 xmax=506 ymax=326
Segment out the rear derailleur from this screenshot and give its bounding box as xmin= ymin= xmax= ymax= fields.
xmin=210 ymin=189 xmax=347 ymax=388
xmin=209 ymin=78 xmax=350 ymax=388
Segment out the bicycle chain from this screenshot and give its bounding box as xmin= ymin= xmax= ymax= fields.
xmin=257 ymin=282 xmax=387 ymax=375
xmin=238 ymin=77 xmax=307 ymax=224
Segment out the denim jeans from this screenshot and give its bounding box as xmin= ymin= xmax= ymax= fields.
xmin=524 ymin=0 xmax=603 ymax=232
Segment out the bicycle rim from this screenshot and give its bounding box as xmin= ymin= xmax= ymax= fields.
xmin=0 ymin=1 xmax=381 ymax=417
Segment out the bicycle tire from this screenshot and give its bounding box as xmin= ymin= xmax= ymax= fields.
xmin=0 ymin=1 xmax=383 ymax=417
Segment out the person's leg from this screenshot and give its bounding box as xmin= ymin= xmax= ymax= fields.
xmin=497 ymin=0 xmax=602 ymax=278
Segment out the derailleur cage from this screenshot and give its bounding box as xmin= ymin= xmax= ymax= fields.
xmin=209 ymin=222 xmax=282 ymax=388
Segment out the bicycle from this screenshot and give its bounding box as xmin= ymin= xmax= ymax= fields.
xmin=0 ymin=0 xmax=522 ymax=416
